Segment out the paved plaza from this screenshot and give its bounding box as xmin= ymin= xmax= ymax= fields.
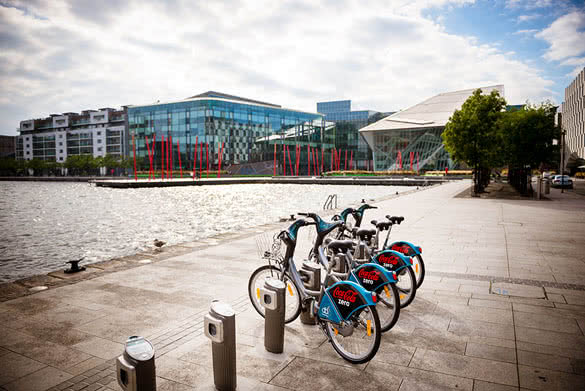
xmin=1 ymin=180 xmax=584 ymax=391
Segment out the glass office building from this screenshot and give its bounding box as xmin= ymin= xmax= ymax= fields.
xmin=128 ymin=92 xmax=332 ymax=173
xmin=317 ymin=100 xmax=388 ymax=169
xmin=360 ymin=85 xmax=504 ymax=171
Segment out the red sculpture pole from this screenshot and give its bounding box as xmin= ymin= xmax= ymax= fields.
xmin=161 ymin=135 xmax=165 ymax=179
xmin=217 ymin=142 xmax=223 ymax=178
xmin=321 ymin=148 xmax=324 ymax=174
xmin=145 ymin=136 xmax=151 ymax=180
xmin=206 ymin=142 xmax=209 ymax=178
xmin=350 ymin=150 xmax=353 ymax=170
xmin=199 ymin=140 xmax=202 ymax=178
xmin=417 ymin=152 xmax=419 ymax=172
xmin=331 ymin=149 xmax=333 ymax=172
xmin=166 ymin=136 xmax=170 ymax=178
xmin=132 ymin=133 xmax=137 ymax=181
xmin=169 ymin=135 xmax=173 ymax=179
xmin=178 ymin=139 xmax=183 ymax=178
xmin=410 ymin=152 xmax=413 ymax=171
xmin=287 ymin=145 xmax=293 ymax=175
xmin=193 ymin=136 xmax=201 ymax=180
xmin=273 ymin=144 xmax=277 ymax=176
xmin=307 ymin=145 xmax=311 ymax=176
xmin=283 ymin=144 xmax=286 ymax=176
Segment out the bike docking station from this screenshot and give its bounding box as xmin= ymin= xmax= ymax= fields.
xmin=116 ymin=336 xmax=156 ymax=391
xmin=260 ymin=278 xmax=286 ymax=353
xmin=299 ymin=260 xmax=321 ymax=325
xmin=204 ymin=300 xmax=237 ymax=391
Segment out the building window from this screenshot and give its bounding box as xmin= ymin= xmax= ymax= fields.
xmin=97 ymin=131 xmax=101 ymax=136
xmin=59 ymin=142 xmax=63 ymax=146
xmin=60 ymin=149 xmax=63 ymax=153
xmin=26 ymin=144 xmax=30 ymax=148
xmin=97 ymin=147 xmax=102 ymax=152
xmin=97 ymin=139 xmax=102 ymax=143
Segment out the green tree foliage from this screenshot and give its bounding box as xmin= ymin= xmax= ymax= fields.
xmin=498 ymin=102 xmax=557 ymax=170
xmin=442 ymin=89 xmax=507 ymax=194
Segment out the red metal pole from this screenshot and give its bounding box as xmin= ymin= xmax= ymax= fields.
xmin=350 ymin=150 xmax=353 ymax=171
xmin=145 ymin=136 xmax=151 ymax=180
xmin=287 ymin=145 xmax=293 ymax=175
xmin=166 ymin=136 xmax=170 ymax=178
xmin=410 ymin=152 xmax=413 ymax=171
xmin=344 ymin=150 xmax=347 ymax=171
xmin=169 ymin=135 xmax=173 ymax=179
xmin=417 ymin=152 xmax=419 ymax=172
xmin=193 ymin=136 xmax=198 ymax=181
xmin=273 ymin=144 xmax=277 ymax=176
xmin=206 ymin=142 xmax=209 ymax=178
xmin=178 ymin=139 xmax=182 ymax=178
xmin=161 ymin=135 xmax=165 ymax=179
xmin=321 ymin=149 xmax=324 ymax=174
xmin=283 ymin=144 xmax=286 ymax=176
xmin=307 ymin=145 xmax=311 ymax=176
xmin=132 ymin=134 xmax=137 ymax=181
xmin=331 ymin=149 xmax=333 ymax=172
xmin=199 ymin=140 xmax=202 ymax=178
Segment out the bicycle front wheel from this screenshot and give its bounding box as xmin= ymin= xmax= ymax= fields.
xmin=248 ymin=265 xmax=301 ymax=324
xmin=323 ymin=305 xmax=381 ymax=364
xmin=377 ymin=283 xmax=400 ymax=332
xmin=396 ymin=265 xmax=417 ymax=308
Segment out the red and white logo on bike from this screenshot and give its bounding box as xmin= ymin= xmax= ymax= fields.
xmin=357 ymin=268 xmax=380 ymax=281
xmin=378 ymin=254 xmax=399 ymax=265
xmin=332 ymin=286 xmax=358 ymax=303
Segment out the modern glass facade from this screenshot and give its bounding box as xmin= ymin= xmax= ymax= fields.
xmin=317 ymin=100 xmax=388 ymax=170
xmin=128 ymin=93 xmax=332 ymax=173
xmin=371 ymin=127 xmax=454 ymax=171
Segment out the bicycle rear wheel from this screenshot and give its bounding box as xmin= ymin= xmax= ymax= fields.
xmin=396 ymin=265 xmax=416 ymax=308
xmin=412 ymin=254 xmax=425 ymax=288
xmin=377 ymin=283 xmax=400 ymax=332
xmin=323 ymin=305 xmax=381 ymax=364
xmin=248 ymin=265 xmax=301 ymax=324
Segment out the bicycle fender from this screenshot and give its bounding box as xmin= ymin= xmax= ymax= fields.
xmin=349 ymin=263 xmax=397 ymax=292
xmin=319 ymin=281 xmax=375 ymax=322
xmin=373 ymin=250 xmax=411 ymax=272
xmin=388 ymin=241 xmax=421 ymax=256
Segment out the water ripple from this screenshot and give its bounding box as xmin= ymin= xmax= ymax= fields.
xmin=0 ymin=181 xmax=403 ymax=282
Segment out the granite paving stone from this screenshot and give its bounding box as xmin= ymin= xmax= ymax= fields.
xmin=409 ymin=348 xmax=518 ymax=386
xmin=518 ymin=364 xmax=585 ymax=390
xmin=3 ymin=180 xmax=585 ymax=390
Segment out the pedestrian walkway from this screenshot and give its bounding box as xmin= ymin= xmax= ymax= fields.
xmin=1 ymin=180 xmax=584 ymax=390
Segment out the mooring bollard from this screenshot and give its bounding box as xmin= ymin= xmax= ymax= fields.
xmin=260 ymin=278 xmax=286 ymax=353
xmin=204 ymin=301 xmax=236 ymax=391
xmin=116 ymin=336 xmax=156 ymax=391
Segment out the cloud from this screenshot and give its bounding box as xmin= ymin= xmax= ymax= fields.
xmin=0 ymin=0 xmax=558 ymax=135
xmin=506 ymin=0 xmax=555 ymax=10
xmin=513 ymin=28 xmax=539 ymax=35
xmin=536 ymin=11 xmax=585 ymax=61
xmin=517 ymin=13 xmax=541 ymax=23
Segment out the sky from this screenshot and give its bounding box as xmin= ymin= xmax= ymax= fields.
xmin=0 ymin=0 xmax=584 ymax=136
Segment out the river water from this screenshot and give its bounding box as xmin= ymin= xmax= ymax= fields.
xmin=0 ymin=181 xmax=407 ymax=283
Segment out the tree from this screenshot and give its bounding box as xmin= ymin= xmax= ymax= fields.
xmin=442 ymin=89 xmax=507 ymax=194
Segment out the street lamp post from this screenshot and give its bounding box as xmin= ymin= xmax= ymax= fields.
xmin=561 ymin=130 xmax=566 ymax=194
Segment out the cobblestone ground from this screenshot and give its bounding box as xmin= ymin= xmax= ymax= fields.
xmin=1 ymin=180 xmax=584 ymax=391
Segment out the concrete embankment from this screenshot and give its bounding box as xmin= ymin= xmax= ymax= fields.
xmin=92 ymin=176 xmax=450 ymax=188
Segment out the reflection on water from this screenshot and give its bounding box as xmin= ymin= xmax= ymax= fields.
xmin=0 ymin=181 xmax=404 ymax=282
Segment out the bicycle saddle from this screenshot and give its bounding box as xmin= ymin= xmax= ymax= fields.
xmin=327 ymin=240 xmax=354 ymax=253
xmin=356 ymin=228 xmax=376 ymax=239
xmin=371 ymin=220 xmax=391 ymax=231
